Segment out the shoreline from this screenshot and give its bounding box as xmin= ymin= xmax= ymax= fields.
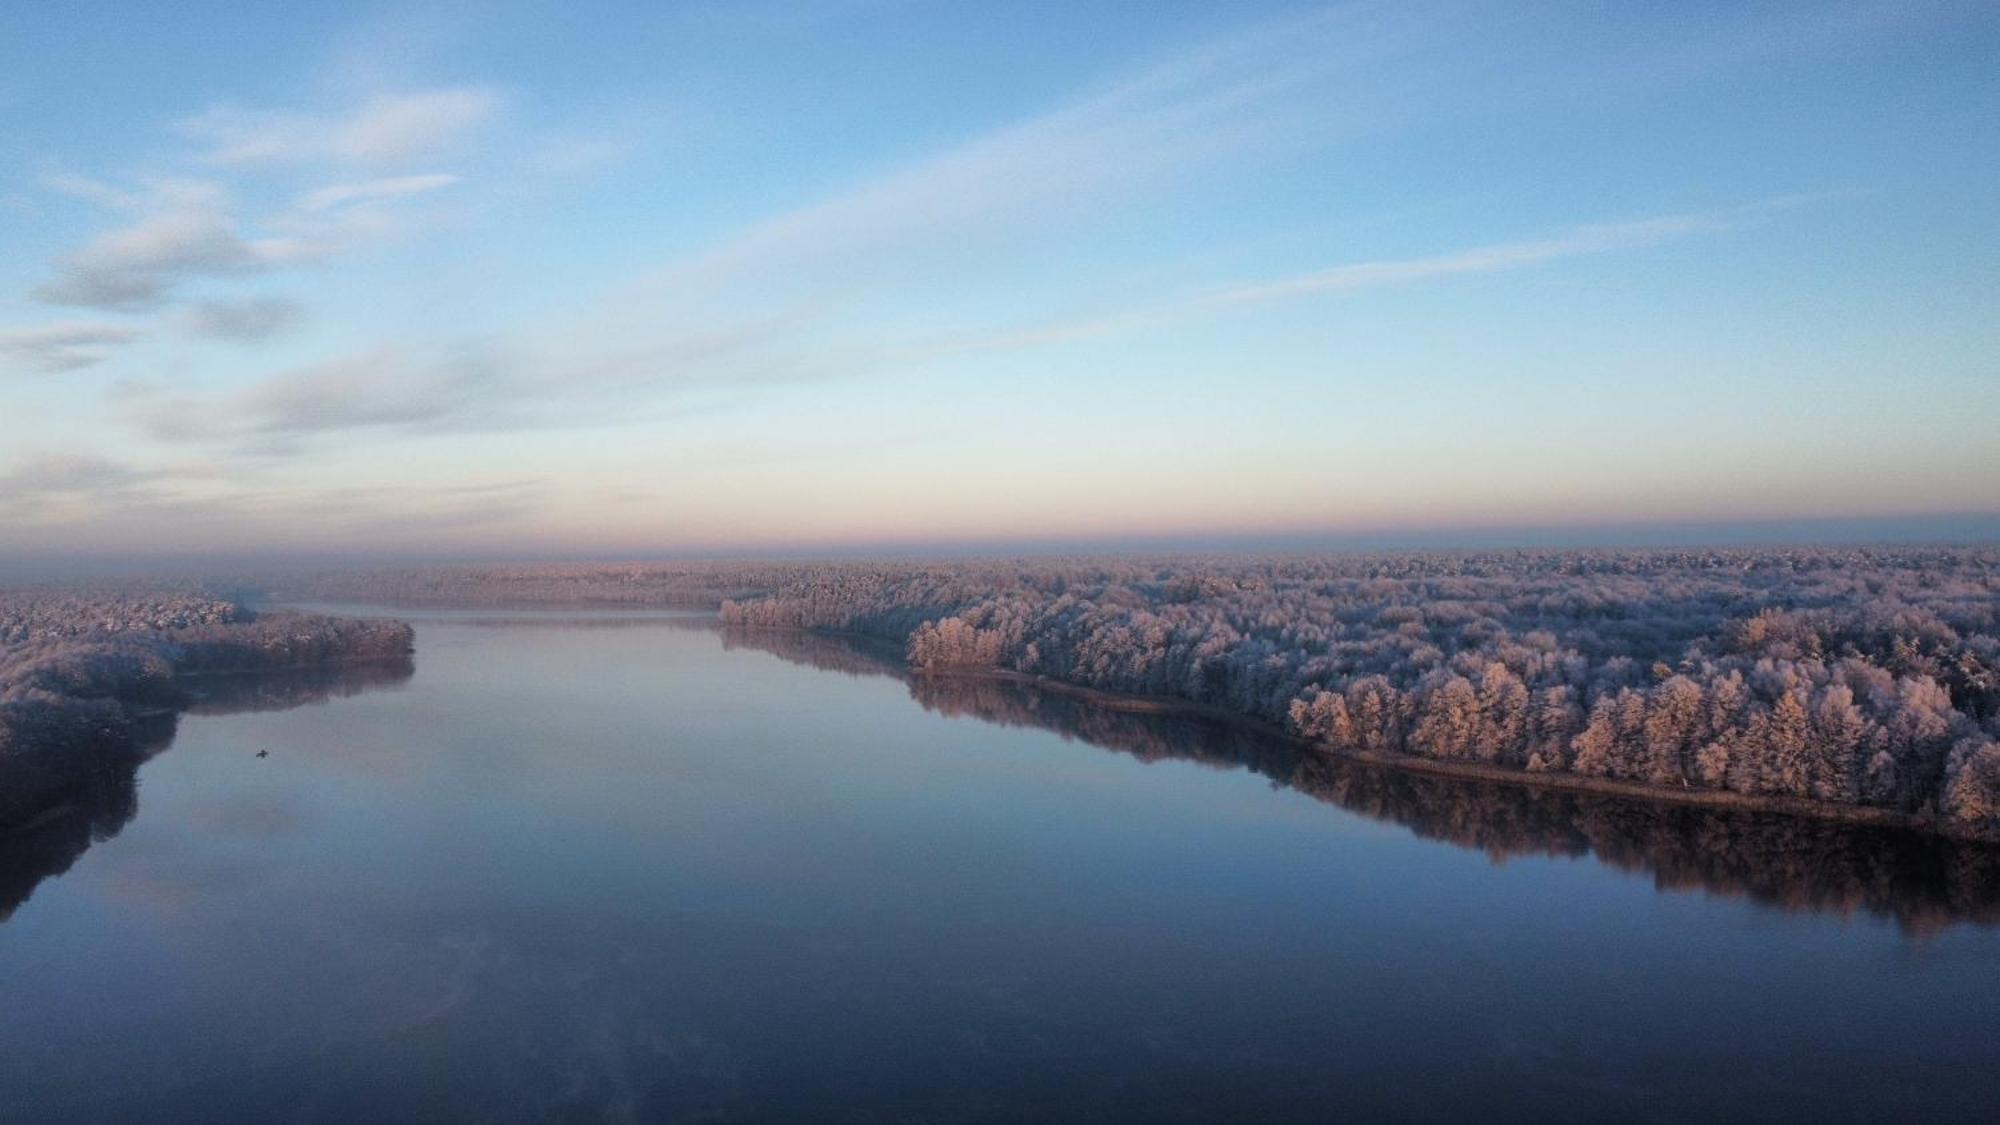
xmin=0 ymin=607 xmax=415 ymax=833
xmin=800 ymin=634 xmax=1980 ymax=841
xmin=0 ymin=657 xmax=415 ymax=834
xmin=20 ymin=601 xmax=1965 ymax=843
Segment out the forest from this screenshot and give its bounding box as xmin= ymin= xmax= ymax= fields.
xmin=14 ymin=548 xmax=1997 ymax=883
xmin=281 ymin=549 xmax=2000 ymax=836
xmin=710 ymin=550 xmax=2000 ymax=837
xmin=0 ymin=590 xmax=412 ymax=826
xmin=257 ymin=548 xmax=2000 ymax=837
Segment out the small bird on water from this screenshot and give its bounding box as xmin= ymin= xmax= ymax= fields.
xmin=255 ymin=749 xmax=269 ymax=759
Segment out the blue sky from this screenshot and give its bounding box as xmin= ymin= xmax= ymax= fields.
xmin=1 ymin=0 xmax=1995 ymax=560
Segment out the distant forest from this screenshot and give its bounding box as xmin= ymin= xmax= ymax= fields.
xmin=0 ymin=591 xmax=412 ymax=825
xmin=266 ymin=548 xmax=2000 ymax=838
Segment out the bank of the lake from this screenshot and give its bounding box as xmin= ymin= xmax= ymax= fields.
xmin=746 ymin=623 xmax=1996 ymax=842
xmin=0 ymin=597 xmax=413 ymax=829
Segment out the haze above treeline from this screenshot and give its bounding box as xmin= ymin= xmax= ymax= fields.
xmin=5 ymin=513 xmax=1998 ymax=583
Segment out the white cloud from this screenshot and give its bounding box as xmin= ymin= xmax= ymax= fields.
xmin=0 ymin=321 xmax=141 ymax=373
xmin=129 ymin=348 xmax=492 ymax=444
xmin=117 ymin=304 xmax=852 ymax=453
xmin=299 ymin=173 xmax=460 ymax=212
xmin=103 ymin=25 xmax=1768 ymax=451
xmin=636 ymin=13 xmax=1368 ymax=296
xmin=33 ymin=202 xmax=319 ymax=310
xmin=901 ymin=210 xmax=1745 ymax=361
xmin=29 ymin=87 xmax=495 ymax=312
xmin=0 ymin=452 xmax=145 ymax=494
xmin=176 ymin=87 xmax=500 ymax=167
xmin=38 ymin=172 xmax=143 ymax=212
xmin=1201 ymin=214 xmax=1729 ymax=306
xmin=113 ymin=209 xmax=1729 ymax=447
xmin=332 ymin=90 xmax=497 ymax=162
xmin=31 ymin=163 xmax=454 ymax=310
xmin=187 ymin=297 xmax=306 ymax=342
xmin=0 ymin=454 xmax=162 ymax=519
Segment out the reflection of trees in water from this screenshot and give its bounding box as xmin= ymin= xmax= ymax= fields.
xmin=1287 ymin=753 xmax=2000 ymax=938
xmin=731 ymin=625 xmax=2000 ymax=937
xmin=0 ymin=659 xmax=414 ymax=923
xmin=911 ymin=675 xmax=1304 ymax=781
xmin=0 ymin=744 xmax=140 ymax=922
xmin=181 ymin=656 xmax=415 ymax=715
xmin=717 ymin=625 xmax=907 ymax=679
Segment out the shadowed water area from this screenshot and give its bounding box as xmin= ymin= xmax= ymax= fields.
xmin=2 ymin=614 xmax=1997 ymax=1122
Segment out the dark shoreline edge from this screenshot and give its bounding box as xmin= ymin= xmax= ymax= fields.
xmin=0 ymin=617 xmax=414 ymax=833
xmin=952 ymin=669 xmax=1969 ymax=835
xmin=732 ymin=621 xmax=1993 ymax=842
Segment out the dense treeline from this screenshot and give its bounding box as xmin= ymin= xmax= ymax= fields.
xmin=251 ymin=563 xmax=792 ymax=609
xmin=254 ymin=550 xmax=2000 ymax=837
xmin=708 ymin=550 xmax=2000 ymax=837
xmin=720 ymin=624 xmax=2000 ymax=936
xmin=0 ymin=590 xmax=412 ymax=825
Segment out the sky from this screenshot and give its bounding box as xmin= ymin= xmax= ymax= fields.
xmin=1 ymin=0 xmax=1996 ymax=564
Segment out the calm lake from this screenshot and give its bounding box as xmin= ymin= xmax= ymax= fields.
xmin=3 ymin=614 xmax=1998 ymax=1122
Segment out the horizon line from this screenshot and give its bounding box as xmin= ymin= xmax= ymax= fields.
xmin=4 ymin=510 xmax=1996 ymax=581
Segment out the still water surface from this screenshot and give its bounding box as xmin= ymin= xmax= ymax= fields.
xmin=2 ymin=615 xmax=1998 ymax=1122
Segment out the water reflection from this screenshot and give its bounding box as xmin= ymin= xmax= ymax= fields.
xmin=181 ymin=655 xmax=415 ymax=715
xmin=0 ymin=747 xmax=140 ymax=923
xmin=0 ymin=658 xmax=413 ymax=922
xmin=728 ymin=625 xmax=2000 ymax=937
xmin=717 ymin=623 xmax=907 ymax=678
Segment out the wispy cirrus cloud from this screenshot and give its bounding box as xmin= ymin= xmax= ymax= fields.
xmin=1202 ymin=213 xmax=1729 ymax=306
xmin=26 ymin=79 xmax=497 ymax=317
xmin=57 ymin=6 xmax=1812 ymax=451
xmin=123 ymin=309 xmax=829 ymax=451
xmin=0 ymin=452 xmax=165 ymax=519
xmin=112 ymin=205 xmax=1759 ymax=454
xmin=298 ymin=173 xmax=459 ymax=212
xmin=186 ymin=297 xmax=307 ymax=342
xmin=34 ymin=163 xmax=467 ymax=312
xmin=39 ymin=172 xmax=145 ymax=212
xmin=0 ymin=321 xmax=141 ymax=373
xmin=194 ymin=7 xmax=1414 ymax=440
xmin=129 ymin=349 xmax=482 ymax=445
xmin=32 ymin=180 xmax=322 ymax=310
xmin=92 ymin=8 xmax=1814 ymax=455
xmin=937 ymin=210 xmax=1745 ymax=353
xmin=970 ymin=194 xmax=1859 ymax=353
xmin=0 ymin=447 xmax=549 ymax=546
xmin=176 ymin=87 xmax=500 ymax=166
xmin=630 ymin=7 xmax=1405 ymax=301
